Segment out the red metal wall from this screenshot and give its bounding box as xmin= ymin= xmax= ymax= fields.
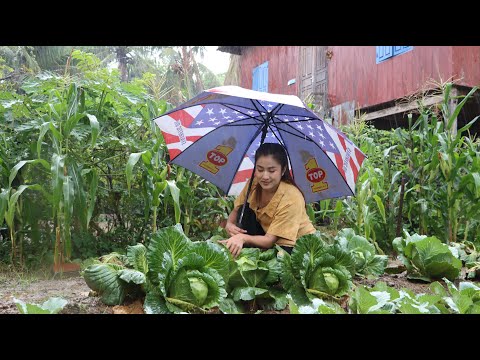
xmin=327 ymin=46 xmax=480 ymax=108
xmin=452 ymin=46 xmax=480 ymax=86
xmin=236 ymin=46 xmax=480 ymax=109
xmin=240 ymin=46 xmax=300 ymax=95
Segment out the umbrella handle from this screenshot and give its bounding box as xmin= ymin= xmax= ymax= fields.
xmin=237 ymin=201 xmax=247 ymax=227
xmin=237 ymin=132 xmax=268 ymax=227
xmin=237 ymin=159 xmax=257 ymax=228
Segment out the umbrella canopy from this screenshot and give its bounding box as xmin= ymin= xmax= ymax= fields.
xmin=152 ymin=86 xmax=366 ymax=204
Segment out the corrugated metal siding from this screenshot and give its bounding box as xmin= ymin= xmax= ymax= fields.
xmin=328 ymin=46 xmax=480 ymax=108
xmin=236 ymin=46 xmax=480 ymax=110
xmin=239 ymin=46 xmax=300 ymax=95
xmin=452 ymin=46 xmax=480 ymax=86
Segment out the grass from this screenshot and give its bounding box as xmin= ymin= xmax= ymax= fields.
xmin=0 ymin=262 xmax=53 ymax=287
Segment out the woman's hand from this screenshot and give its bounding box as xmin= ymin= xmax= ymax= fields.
xmin=218 ymin=234 xmax=246 ymax=258
xmin=225 ymin=221 xmax=247 ymax=237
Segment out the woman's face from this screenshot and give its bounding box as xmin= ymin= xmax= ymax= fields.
xmin=255 ymin=155 xmax=284 ymax=192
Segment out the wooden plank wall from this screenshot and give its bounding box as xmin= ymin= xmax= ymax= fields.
xmin=240 ymin=46 xmax=300 ymax=95
xmin=327 ymin=46 xmax=480 ymax=108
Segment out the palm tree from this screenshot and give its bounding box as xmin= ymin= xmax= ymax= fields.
xmin=157 ymin=46 xmax=207 ymax=105
xmin=0 ymin=46 xmax=40 ymax=73
xmin=33 ymin=46 xmax=73 ymax=72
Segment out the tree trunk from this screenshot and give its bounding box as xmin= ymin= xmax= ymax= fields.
xmin=116 ymin=46 xmax=129 ymax=82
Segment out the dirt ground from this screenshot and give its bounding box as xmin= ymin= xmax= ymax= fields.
xmin=0 ymin=271 xmax=114 ymax=314
xmin=0 ymin=259 xmax=440 ymax=315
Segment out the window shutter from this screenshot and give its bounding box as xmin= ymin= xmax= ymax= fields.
xmin=253 ymin=61 xmax=269 ymax=92
xmin=393 ymin=46 xmax=413 ymax=55
xmin=252 ymin=66 xmax=259 ymax=91
xmin=376 ymin=46 xmax=393 ymax=63
xmin=259 ymin=61 xmax=268 ymax=92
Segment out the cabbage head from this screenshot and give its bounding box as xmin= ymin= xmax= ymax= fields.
xmin=145 ymin=225 xmax=230 ymax=313
xmin=83 ymin=248 xmax=147 ymax=305
xmin=280 ymin=232 xmax=354 ymax=306
xmin=222 ymin=247 xmax=286 ymax=312
xmin=393 ymin=232 xmax=461 ymax=281
xmin=335 ymin=228 xmax=388 ymax=276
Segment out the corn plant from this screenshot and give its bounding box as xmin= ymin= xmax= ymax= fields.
xmin=126 ymin=142 xmax=180 ymax=233
xmin=0 ymin=159 xmax=49 ymax=263
xmin=397 ymin=83 xmax=479 ymax=243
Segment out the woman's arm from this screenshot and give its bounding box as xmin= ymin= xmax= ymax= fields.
xmin=218 ymin=233 xmax=278 ymax=258
xmin=224 ymin=206 xmax=247 ymax=236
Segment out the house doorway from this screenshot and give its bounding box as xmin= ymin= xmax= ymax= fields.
xmin=299 ymin=46 xmax=328 ymax=119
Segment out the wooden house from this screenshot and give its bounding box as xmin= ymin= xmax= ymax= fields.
xmin=218 ymin=46 xmax=480 ymax=132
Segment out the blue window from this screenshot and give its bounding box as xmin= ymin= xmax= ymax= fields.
xmin=252 ymin=61 xmax=268 ymax=92
xmin=376 ymin=46 xmax=413 ymax=64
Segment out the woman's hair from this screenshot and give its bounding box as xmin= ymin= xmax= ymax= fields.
xmin=254 ymin=142 xmax=305 ymax=199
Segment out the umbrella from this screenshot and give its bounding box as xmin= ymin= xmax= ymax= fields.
xmin=152 ymin=85 xmax=366 ymax=215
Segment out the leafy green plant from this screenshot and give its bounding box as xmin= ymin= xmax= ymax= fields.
xmin=392 ymin=232 xmax=462 ymax=281
xmin=221 ymin=247 xmax=286 ymax=313
xmin=83 ymin=224 xmax=230 ymax=313
xmin=14 ymin=297 xmax=68 ymax=314
xmin=348 ymin=282 xmax=446 ymax=314
xmin=144 ymin=224 xmax=229 ymax=313
xmin=448 ymin=241 xmax=480 ymax=279
xmin=82 ymin=250 xmax=146 ymax=305
xmin=431 ymin=278 xmax=480 ymax=314
xmin=395 ymin=83 xmax=480 ymax=244
xmin=287 ymin=294 xmax=346 ymax=314
xmin=280 ymin=232 xmax=355 ymax=307
xmin=335 ymin=228 xmax=388 ymax=277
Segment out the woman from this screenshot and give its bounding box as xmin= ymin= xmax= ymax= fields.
xmin=219 ymin=143 xmax=316 ymax=258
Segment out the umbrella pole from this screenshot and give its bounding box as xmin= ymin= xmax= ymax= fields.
xmin=237 ymin=168 xmax=255 ymax=227
xmin=237 ymin=124 xmax=269 ymax=227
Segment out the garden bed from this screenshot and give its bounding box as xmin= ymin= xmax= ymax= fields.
xmin=0 ymin=264 xmax=437 ymax=314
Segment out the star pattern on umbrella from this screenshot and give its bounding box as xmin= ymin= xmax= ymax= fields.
xmin=188 ymin=104 xmax=264 ymax=130
xmin=258 ymin=100 xmax=278 ymax=111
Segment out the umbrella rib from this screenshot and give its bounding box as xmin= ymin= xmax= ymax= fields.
xmin=274 ymin=117 xmax=318 ymax=122
xmin=250 ymin=98 xmax=268 ymax=114
xmin=270 ymin=122 xmax=317 ymax=142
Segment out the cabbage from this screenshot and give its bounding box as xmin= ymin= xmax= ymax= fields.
xmin=188 ymin=276 xmax=208 ymax=305
xmin=335 ymin=228 xmax=387 ymax=276
xmin=323 ymin=272 xmax=339 ymax=293
xmin=281 ymin=232 xmax=354 ymax=306
xmin=393 ymin=233 xmax=462 ymax=281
